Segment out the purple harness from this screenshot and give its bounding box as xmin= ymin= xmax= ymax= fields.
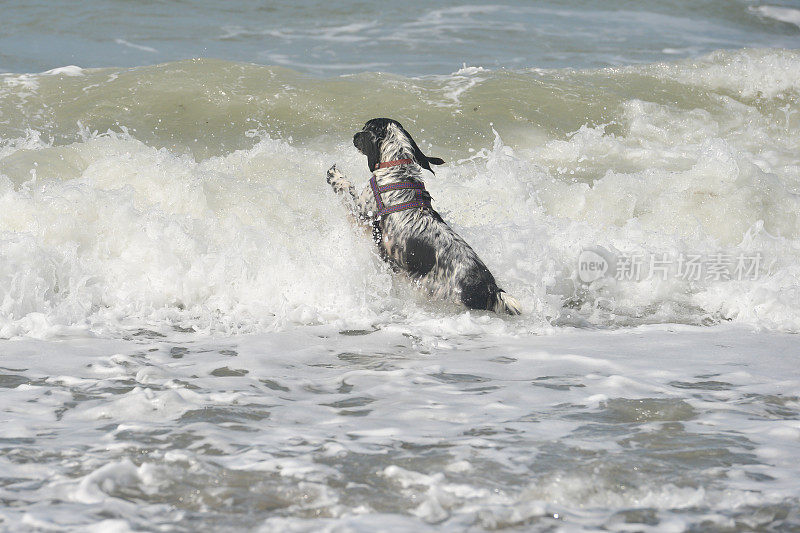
xmin=369 ymin=175 xmax=431 ymax=218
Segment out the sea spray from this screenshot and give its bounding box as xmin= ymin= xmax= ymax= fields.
xmin=1 ymin=49 xmax=800 ymax=337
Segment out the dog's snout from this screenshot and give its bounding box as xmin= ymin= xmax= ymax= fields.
xmin=353 ymin=130 xmax=369 ymax=154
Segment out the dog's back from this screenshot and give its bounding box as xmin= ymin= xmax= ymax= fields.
xmin=371 ymin=168 xmax=521 ymax=315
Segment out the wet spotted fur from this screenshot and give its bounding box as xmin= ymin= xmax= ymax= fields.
xmin=326 ymin=118 xmax=521 ymax=315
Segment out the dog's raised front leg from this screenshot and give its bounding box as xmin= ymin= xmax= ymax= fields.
xmin=326 ymin=164 xmax=370 ymax=222
xmin=326 ymin=164 xmax=356 ymax=198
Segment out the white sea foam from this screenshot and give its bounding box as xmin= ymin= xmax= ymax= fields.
xmin=2 ymin=326 xmax=798 ymax=530
xmin=646 ymin=48 xmax=800 ymax=99
xmin=0 ymin=4 xmax=798 ymax=529
xmin=751 ymin=5 xmax=800 ymax=28
xmin=2 ymin=56 xmax=800 ymax=338
xmin=42 ymin=65 xmax=85 ymax=76
xmin=0 ymin=131 xmax=399 ymax=338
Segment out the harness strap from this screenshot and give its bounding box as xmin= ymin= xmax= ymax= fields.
xmin=370 ymin=176 xmax=431 ymax=218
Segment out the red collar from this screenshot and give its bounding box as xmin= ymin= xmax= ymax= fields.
xmin=374 ymin=158 xmax=413 ymax=171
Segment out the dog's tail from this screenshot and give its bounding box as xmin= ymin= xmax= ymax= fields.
xmin=493 ymin=290 xmax=522 ymax=315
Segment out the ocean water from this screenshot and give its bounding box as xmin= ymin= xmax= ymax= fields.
xmin=2 ymin=1 xmax=800 ymax=531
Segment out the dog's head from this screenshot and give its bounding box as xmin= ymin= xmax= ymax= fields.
xmin=353 ymin=118 xmax=445 ymax=174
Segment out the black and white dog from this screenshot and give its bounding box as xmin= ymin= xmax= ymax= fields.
xmin=326 ymin=118 xmax=521 ymax=315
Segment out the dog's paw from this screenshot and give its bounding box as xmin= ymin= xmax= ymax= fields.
xmin=326 ymin=164 xmax=351 ymax=193
xmin=326 ymin=164 xmax=339 ymax=182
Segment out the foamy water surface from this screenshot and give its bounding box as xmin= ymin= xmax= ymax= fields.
xmin=0 ymin=12 xmax=799 ymax=529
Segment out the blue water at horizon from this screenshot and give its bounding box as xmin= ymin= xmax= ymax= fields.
xmin=2 ymin=0 xmax=799 ymax=76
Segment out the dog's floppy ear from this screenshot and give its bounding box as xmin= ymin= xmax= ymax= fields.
xmin=407 ymin=135 xmax=445 ymax=174
xmin=354 ymin=130 xmax=380 ymax=173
